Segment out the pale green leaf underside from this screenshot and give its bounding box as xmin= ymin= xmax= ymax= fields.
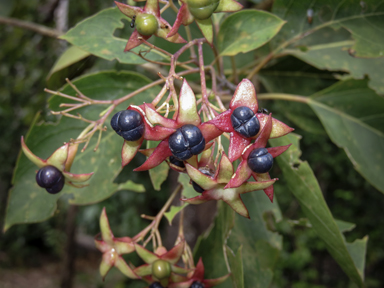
xmin=285 ymin=41 xmax=384 ymax=95
xmin=47 ymin=46 xmax=91 ymax=79
xmin=308 ymin=79 xmax=384 ymax=194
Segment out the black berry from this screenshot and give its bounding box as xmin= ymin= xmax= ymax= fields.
xmin=168 ymin=124 xmax=205 ymax=161
xmin=247 ymin=148 xmax=273 ymax=174
xmin=149 ymin=282 xmax=164 ymax=288
xmin=190 ymin=281 xmax=205 ymax=288
xmin=169 ymin=156 xmax=185 ymax=168
xmin=230 ymin=106 xmax=260 ymax=138
xmin=111 ymin=110 xmax=145 ymax=141
xmin=36 ymin=165 xmax=65 ymax=194
xmin=192 ymin=167 xmax=214 ymax=193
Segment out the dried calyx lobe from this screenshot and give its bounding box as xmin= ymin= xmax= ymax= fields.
xmin=36 ymin=165 xmax=65 ymax=194
xmin=231 ymin=106 xmax=260 ymax=138
xmin=190 ymin=281 xmax=205 ymax=288
xmin=192 ymin=167 xmax=214 ymax=193
xmin=168 ymin=124 xmax=205 ymax=161
xmin=111 ymin=110 xmax=145 ymax=141
xmin=247 ymin=148 xmax=273 ymax=174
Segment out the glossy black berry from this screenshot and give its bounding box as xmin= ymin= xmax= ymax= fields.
xmin=168 ymin=124 xmax=205 ymax=161
xmin=190 ymin=281 xmax=205 ymax=288
xmin=111 ymin=110 xmax=145 ymax=141
xmin=169 ymin=156 xmax=185 ymax=168
xmin=149 ymin=282 xmax=164 ymax=288
xmin=36 ymin=165 xmax=65 ymax=194
xmin=247 ymin=148 xmax=273 ymax=174
xmin=230 ymin=106 xmax=260 ymax=138
xmin=192 ymin=167 xmax=214 ymax=193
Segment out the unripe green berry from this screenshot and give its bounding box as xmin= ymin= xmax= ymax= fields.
xmin=136 ymin=13 xmax=158 ymax=36
xmin=187 ymin=0 xmax=220 ymax=20
xmin=152 ymin=259 xmax=171 ymax=280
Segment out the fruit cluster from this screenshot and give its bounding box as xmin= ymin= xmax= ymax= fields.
xmin=95 ymin=208 xmax=230 ymax=287
xmin=114 ymin=0 xmax=243 ymax=48
xmin=110 ymin=79 xmax=293 ymax=218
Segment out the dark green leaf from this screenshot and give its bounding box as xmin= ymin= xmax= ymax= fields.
xmin=285 ymin=41 xmax=384 ymax=95
xmin=270 ymin=133 xmax=366 ymax=287
xmin=5 ymin=71 xmax=160 ymax=231
xmin=194 ymin=202 xmax=234 ymax=288
xmin=272 ymin=0 xmax=384 ymax=58
xmin=60 ymin=8 xmax=167 ymax=64
xmin=227 ymin=192 xmax=282 ymax=288
xmin=218 ymin=10 xmax=285 ymax=56
xmin=226 ymin=245 xmax=244 ymax=288
xmin=308 ymin=79 xmax=384 ymax=194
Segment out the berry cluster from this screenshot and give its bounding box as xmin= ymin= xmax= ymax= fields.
xmin=114 ymin=0 xmax=243 ymax=47
xmin=110 ymin=79 xmax=293 ymax=218
xmin=95 ymin=208 xmax=228 ymax=287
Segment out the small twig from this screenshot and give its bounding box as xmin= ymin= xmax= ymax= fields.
xmin=0 ymin=16 xmax=61 ymax=38
xmin=65 ymin=78 xmax=92 ymax=101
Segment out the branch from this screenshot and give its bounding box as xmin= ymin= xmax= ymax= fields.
xmin=0 ymin=16 xmax=61 ymax=38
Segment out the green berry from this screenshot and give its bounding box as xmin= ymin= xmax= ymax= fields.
xmin=135 ymin=13 xmax=158 ymax=36
xmin=187 ymin=0 xmax=220 ymax=20
xmin=152 ymin=259 xmax=171 ymax=280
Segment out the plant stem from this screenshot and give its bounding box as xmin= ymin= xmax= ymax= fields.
xmin=258 ymin=93 xmax=309 ymax=104
xmin=0 ymin=16 xmax=61 ymax=38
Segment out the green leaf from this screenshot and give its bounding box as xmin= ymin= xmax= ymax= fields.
xmin=227 ymin=192 xmax=282 ymax=288
xmin=60 ymin=8 xmax=167 ymax=65
xmin=226 ymin=245 xmax=244 ymax=288
xmin=0 ymin=0 xmax=15 ymax=16
xmin=164 ymin=203 xmax=187 ymax=225
xmin=218 ymin=10 xmax=285 ymax=56
xmin=335 ymin=219 xmax=356 ymax=233
xmin=178 ymin=173 xmax=201 ymax=199
xmin=269 ymin=133 xmax=366 ymax=287
xmin=307 ymin=79 xmax=384 ymax=194
xmin=258 ymin=58 xmax=336 ymax=134
xmin=47 ymin=46 xmax=91 ymax=80
xmin=285 ymin=41 xmax=384 ymax=95
xmin=4 ymin=71 xmax=160 ymax=231
xmin=147 ymin=141 xmax=169 ymax=191
xmin=272 ymin=0 xmax=384 ymax=58
xmin=193 ymin=202 xmax=235 ymax=288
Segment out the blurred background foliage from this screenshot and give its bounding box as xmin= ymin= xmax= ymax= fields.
xmin=0 ymin=0 xmax=383 ymax=288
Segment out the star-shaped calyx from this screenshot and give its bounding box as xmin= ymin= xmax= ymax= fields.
xmin=21 ymin=136 xmax=93 ymax=188
xmin=167 ymin=0 xmax=242 ymax=44
xmin=134 ymin=241 xmax=191 ymax=287
xmin=182 ymin=152 xmax=276 ymax=218
xmin=134 ymin=79 xmax=222 ymax=171
xmin=115 ymin=0 xmax=186 ymax=51
xmin=208 ymin=79 xmax=293 ymax=162
xmin=120 ymin=104 xmax=176 ymax=167
xmin=168 ymin=258 xmax=229 ymax=288
xmin=94 ymin=208 xmax=139 ymax=280
xmin=225 ymin=114 xmax=291 ymax=202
